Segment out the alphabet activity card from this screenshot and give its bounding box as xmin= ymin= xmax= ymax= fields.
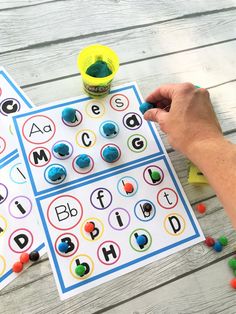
xmin=0 ymin=67 xmax=33 ymax=166
xmin=0 ymin=154 xmax=45 ymax=290
xmin=12 ymin=82 xmax=204 ymax=299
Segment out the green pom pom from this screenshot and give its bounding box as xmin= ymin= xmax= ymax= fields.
xmin=218 ymin=236 xmax=228 ymax=246
xmin=228 ymin=258 xmax=236 ymax=270
xmin=75 ymin=264 xmax=86 ymax=277
xmin=151 ymin=171 xmax=161 ymax=181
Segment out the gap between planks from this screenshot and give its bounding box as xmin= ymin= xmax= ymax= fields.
xmin=0 ymin=0 xmax=236 ymax=54
xmin=0 ymin=0 xmax=63 ymax=12
xmin=2 ymin=7 xmax=236 ymax=87
xmin=94 ymin=251 xmax=236 ymax=314
xmin=19 ymin=39 xmax=236 ymax=90
xmin=0 ymin=6 xmax=235 ymax=55
xmin=102 ymin=258 xmax=236 ymax=314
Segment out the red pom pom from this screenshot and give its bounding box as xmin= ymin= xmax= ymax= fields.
xmin=12 ymin=261 xmax=23 ymax=273
xmin=124 ymin=182 xmax=134 ymax=193
xmin=196 ymin=203 xmax=206 ymax=214
xmin=20 ymin=253 xmax=30 ymax=264
xmin=84 ymin=222 xmax=95 ymax=233
xmin=204 ymin=236 xmax=215 ymax=247
xmin=230 ymin=278 xmax=236 ymax=289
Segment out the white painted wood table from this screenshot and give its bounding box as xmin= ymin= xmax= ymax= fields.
xmin=1 ymin=1 xmax=236 ymax=313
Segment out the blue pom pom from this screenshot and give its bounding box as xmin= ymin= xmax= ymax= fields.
xmin=102 ymin=146 xmax=119 ymax=163
xmin=139 ymin=102 xmax=154 ymax=114
xmin=58 ymin=242 xmax=69 ymax=253
xmin=48 ymin=166 xmax=66 ymax=181
xmin=213 ymin=240 xmax=222 ymax=252
xmin=136 ymin=235 xmax=148 ymax=246
xmin=53 ymin=143 xmax=69 ymax=156
xmin=102 ymin=122 xmax=117 ymax=136
xmin=75 ymin=154 xmax=91 ymax=168
xmin=62 ymin=108 xmax=76 ymax=123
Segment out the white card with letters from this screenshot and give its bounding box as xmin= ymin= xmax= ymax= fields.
xmin=0 ymin=67 xmax=33 ymax=165
xmin=12 ymin=82 xmax=204 ymax=299
xmin=0 ymin=154 xmax=45 ymax=290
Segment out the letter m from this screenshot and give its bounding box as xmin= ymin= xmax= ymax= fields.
xmin=33 ymin=149 xmax=49 ymax=165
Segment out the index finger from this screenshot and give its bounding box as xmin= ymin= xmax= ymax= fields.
xmin=145 ymin=83 xmax=179 ymax=104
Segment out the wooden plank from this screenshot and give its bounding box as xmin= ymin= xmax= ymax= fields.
xmin=0 ymin=0 xmax=52 ymax=10
xmin=23 ymin=42 xmax=236 ymax=106
xmin=1 ymin=198 xmax=235 ymax=314
xmin=0 ymin=0 xmax=235 ymax=53
xmin=22 ymin=42 xmax=236 ymax=144
xmin=1 ymin=132 xmax=236 ymax=313
xmin=1 ymin=8 xmax=236 ymax=86
xmin=106 ymin=259 xmax=236 ymax=314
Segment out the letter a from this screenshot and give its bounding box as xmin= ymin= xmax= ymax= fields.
xmin=29 ymin=123 xmax=43 ymax=137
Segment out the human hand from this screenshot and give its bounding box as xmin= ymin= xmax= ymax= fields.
xmin=144 ymin=83 xmax=223 ymax=157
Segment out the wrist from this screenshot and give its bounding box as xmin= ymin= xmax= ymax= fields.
xmin=184 ymin=135 xmax=226 ymax=166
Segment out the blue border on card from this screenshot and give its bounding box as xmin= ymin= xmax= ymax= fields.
xmin=0 ymin=243 xmax=45 ymax=283
xmin=0 ymin=70 xmax=32 ymax=109
xmin=36 ymin=155 xmax=200 ymax=295
xmin=0 ymin=70 xmax=32 ymax=165
xmin=13 ymin=84 xmax=164 ymax=196
xmin=0 ymin=153 xmax=19 ymax=170
xmin=0 ymin=151 xmax=18 ymax=169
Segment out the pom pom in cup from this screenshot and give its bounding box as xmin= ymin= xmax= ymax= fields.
xmin=77 ymin=44 xmax=119 ymax=98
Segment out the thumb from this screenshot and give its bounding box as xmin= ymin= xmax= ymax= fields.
xmin=144 ymin=108 xmax=168 ymax=123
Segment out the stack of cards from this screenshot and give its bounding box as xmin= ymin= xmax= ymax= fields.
xmin=0 ymin=68 xmax=204 ymax=300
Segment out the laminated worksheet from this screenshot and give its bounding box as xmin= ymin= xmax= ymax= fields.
xmin=0 ymin=155 xmax=45 ymax=290
xmin=0 ymin=67 xmax=33 ymax=165
xmin=12 ymin=82 xmax=204 ymax=299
